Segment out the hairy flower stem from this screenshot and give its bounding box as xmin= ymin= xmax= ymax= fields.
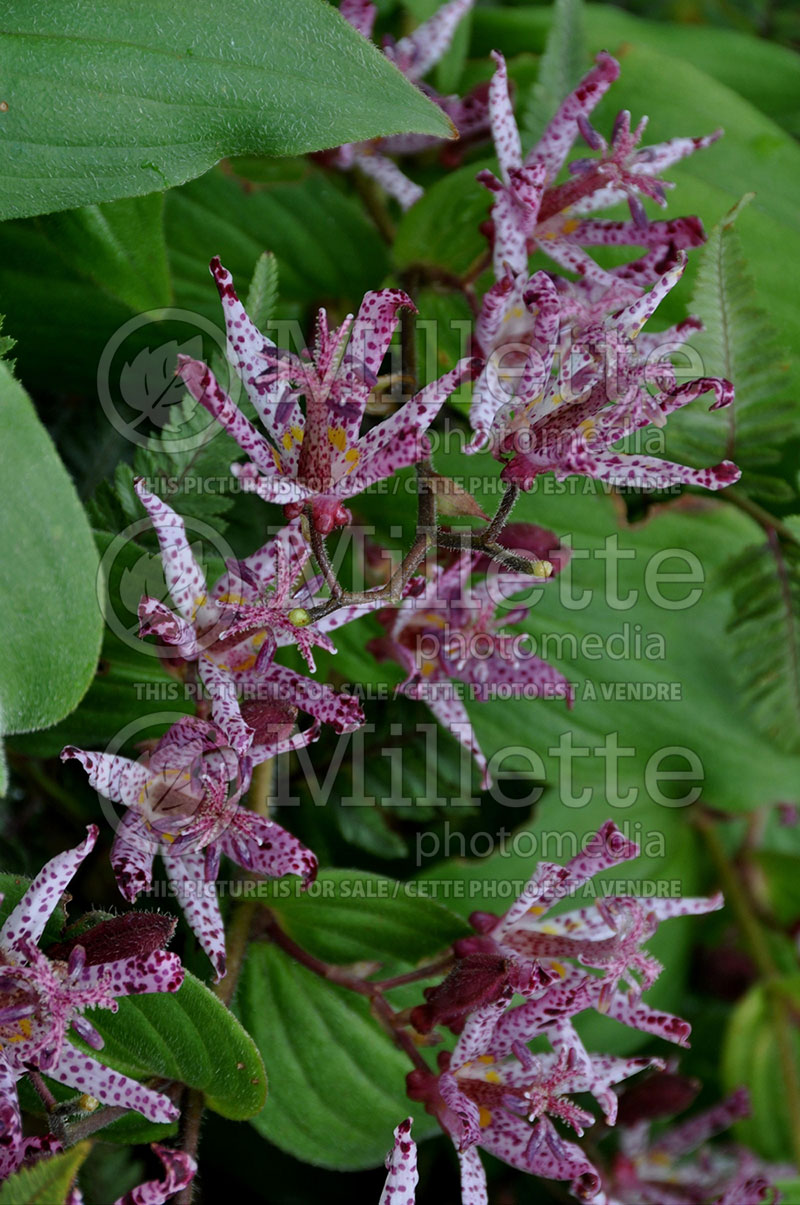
xmin=260 ymin=910 xmax=432 ymax=1075
xmin=176 ymin=1089 xmax=205 ymax=1205
xmin=695 ymin=809 xmax=800 ymax=1168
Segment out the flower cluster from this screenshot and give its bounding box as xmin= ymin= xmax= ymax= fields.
xmin=370 ymin=821 xmax=783 ymax=1204
xmin=0 ymin=829 xmax=187 ymax=1184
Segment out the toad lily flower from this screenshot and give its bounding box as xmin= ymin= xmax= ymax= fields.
xmin=468 ymin=254 xmax=740 ymax=492
xmin=368 ymin=546 xmax=571 ymax=787
xmin=333 ymin=0 xmax=488 ymax=210
xmin=180 ymin=259 xmax=479 ymax=536
xmin=134 ymin=479 xmax=371 ymax=751
xmin=0 ymin=826 xmax=183 ymax=1178
xmin=379 ymin=1118 xmax=418 ymax=1205
xmin=479 ymin=52 xmax=719 ymax=292
xmin=408 ymin=1001 xmax=661 ymax=1204
xmin=600 ymin=1087 xmax=785 ymax=1205
xmin=454 ymin=821 xmax=723 ymax=1050
xmin=62 ymin=718 xmax=318 ymax=980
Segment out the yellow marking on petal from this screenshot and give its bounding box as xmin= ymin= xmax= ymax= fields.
xmin=190 ymin=594 xmax=207 ymax=621
xmin=478 ymin=1107 xmax=493 ymax=1128
xmin=543 ymin=231 xmax=558 ymax=241
xmin=252 ymin=632 xmax=267 ymax=649
xmin=550 ymin=961 xmax=567 ymax=978
xmin=272 ymin=447 xmax=283 ymax=472
xmin=485 ymin=1071 xmax=502 ymax=1084
xmin=8 ymin=1018 xmax=32 ymax=1044
xmin=233 ymin=654 xmax=258 ymax=671
xmin=217 ymin=592 xmax=247 ymax=607
xmin=162 ymin=832 xmax=176 ymax=845
xmin=579 ymin=419 xmax=596 ymax=439
xmin=343 ymin=447 xmax=360 ymax=476
xmin=282 ymin=431 xmax=294 ymax=450
xmin=528 ymin=904 xmax=545 ymax=916
xmin=562 ymin=218 xmax=580 ymax=234
xmin=477 ymin=1055 xmax=495 ymax=1064
xmin=421 ymin=661 xmax=436 ymax=677
xmin=328 ymin=425 xmax=347 ymax=453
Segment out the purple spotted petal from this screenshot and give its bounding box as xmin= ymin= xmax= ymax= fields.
xmin=350 ymin=149 xmax=424 ymax=211
xmin=0 ymin=1055 xmax=23 ymax=1179
xmin=457 ymin=1145 xmax=488 ymax=1205
xmin=380 ymin=1117 xmax=418 ymax=1205
xmin=1 ymin=826 xmax=98 ymax=953
xmin=218 ymin=812 xmax=317 ymax=885
xmin=110 ymin=809 xmax=157 ymax=903
xmin=162 ymin=849 xmax=226 ymax=981
xmin=133 ymin=480 xmax=210 ymax=623
xmin=114 ymin=1144 xmax=197 ymax=1205
xmin=61 ymin=748 xmax=149 ymax=809
xmin=529 ymin=51 xmax=620 ymax=180
xmin=47 ymin=1049 xmax=178 ymax=1123
xmin=388 ymin=0 xmax=474 ymax=82
xmin=339 ymin=0 xmax=377 ymax=39
xmin=79 ymin=950 xmax=184 ymax=998
xmin=177 ymin=358 xmax=279 ymax=477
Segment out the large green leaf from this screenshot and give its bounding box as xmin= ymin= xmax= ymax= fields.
xmin=88 ymin=969 xmax=266 ymax=1120
xmin=239 ymin=870 xmax=470 ymax=1169
xmin=0 ymin=1143 xmax=89 ymax=1205
xmin=0 ymin=195 xmax=171 ymax=398
xmin=471 ymin=4 xmax=800 ymax=135
xmin=166 ymin=166 xmax=391 ymax=312
xmin=0 ymin=363 xmax=102 ymax=790
xmin=0 ymin=0 xmax=452 ymax=221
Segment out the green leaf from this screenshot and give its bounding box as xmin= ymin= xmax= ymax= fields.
xmin=239 ymin=870 xmax=470 ymax=1168
xmin=0 ymin=0 xmax=452 ymax=221
xmin=720 ymin=536 xmax=800 ymax=756
xmin=0 ymin=363 xmax=103 ymax=790
xmin=0 ymin=1142 xmax=90 ymax=1205
xmin=167 ymin=166 xmax=390 ymax=311
xmin=723 ymin=975 xmax=800 ymax=1161
xmin=87 ymin=969 xmax=266 ymax=1120
xmin=471 ymin=4 xmax=800 ymax=135
xmin=520 ymin=0 xmax=587 ymax=152
xmin=268 ymin=867 xmax=470 ymax=967
xmin=664 ymin=198 xmax=798 ymax=502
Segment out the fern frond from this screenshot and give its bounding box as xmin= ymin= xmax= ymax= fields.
xmin=667 ymin=198 xmax=798 ymax=503
xmin=722 ymin=529 xmax=800 ymax=754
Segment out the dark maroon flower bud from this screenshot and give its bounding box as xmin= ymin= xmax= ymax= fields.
xmin=453 ymin=934 xmax=501 ymax=959
xmin=467 ymin=910 xmax=501 ymax=935
xmin=48 ymin=912 xmax=177 ymax=966
xmin=239 ymin=698 xmax=298 ymax=748
xmin=616 ymin=1071 xmax=700 ymax=1126
xmin=410 ymin=954 xmax=513 ymax=1035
